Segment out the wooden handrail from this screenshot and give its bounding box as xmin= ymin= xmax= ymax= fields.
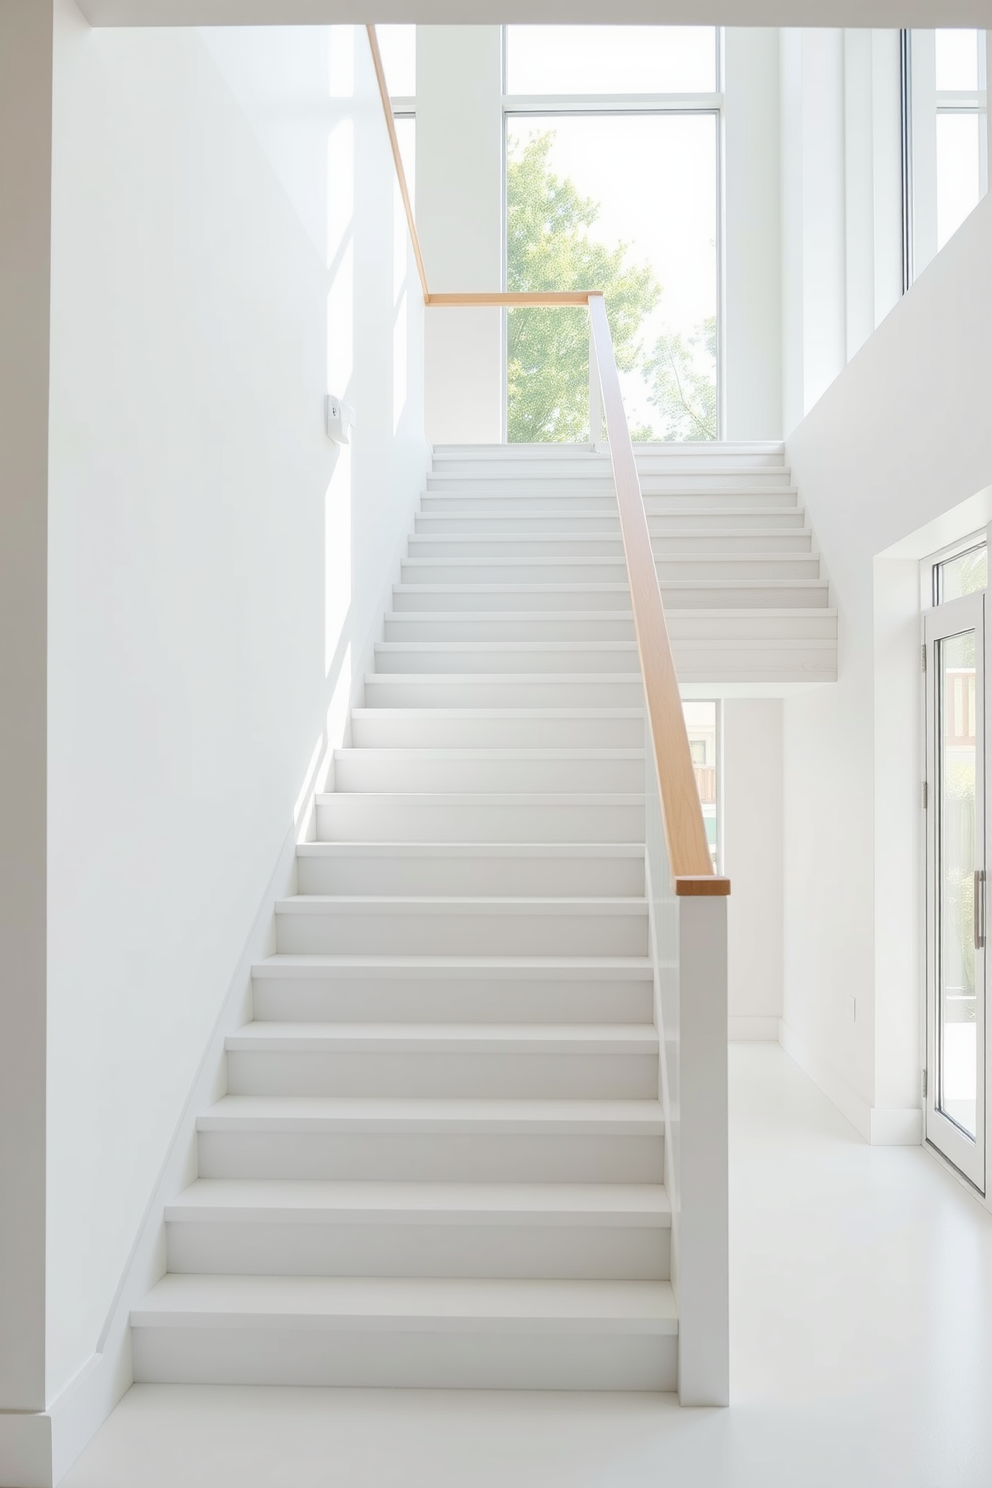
xmin=588 ymin=295 xmax=728 ymax=896
xmin=365 ymin=26 xmax=728 ymax=898
xmin=366 ymin=23 xmax=430 ymax=304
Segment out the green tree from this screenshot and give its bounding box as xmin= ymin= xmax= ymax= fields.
xmin=645 ymin=316 xmax=717 ymax=441
xmin=506 ymin=132 xmax=660 ymax=443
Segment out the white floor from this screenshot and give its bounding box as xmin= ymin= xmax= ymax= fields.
xmin=62 ymin=1043 xmax=992 ymax=1488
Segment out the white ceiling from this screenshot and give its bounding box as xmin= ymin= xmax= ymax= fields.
xmin=76 ymin=0 xmax=992 ymax=29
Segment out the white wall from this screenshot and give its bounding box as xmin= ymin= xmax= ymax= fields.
xmin=45 ymin=5 xmax=425 ymax=1428
xmin=417 ymin=25 xmax=503 ymax=443
xmin=783 ymin=190 xmax=992 ymax=1143
xmin=723 ymin=28 xmax=782 ymax=441
xmin=723 ymin=701 xmax=784 ymax=1039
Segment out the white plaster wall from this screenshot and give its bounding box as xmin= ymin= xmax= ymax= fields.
xmin=723 ymin=28 xmax=782 ymax=441
xmin=783 ymin=191 xmax=992 ymax=1142
xmin=723 ymin=700 xmax=784 ymax=1038
xmin=46 ymin=8 xmax=425 ymax=1407
xmin=417 ymin=25 xmax=503 ymax=443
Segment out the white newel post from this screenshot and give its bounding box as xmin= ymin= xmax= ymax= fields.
xmin=676 ymin=893 xmax=729 ymax=1406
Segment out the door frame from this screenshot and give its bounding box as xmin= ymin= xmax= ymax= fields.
xmin=923 ymin=590 xmax=987 ymax=1193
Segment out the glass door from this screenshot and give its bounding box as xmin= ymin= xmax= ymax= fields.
xmin=924 ymin=591 xmax=986 ymax=1190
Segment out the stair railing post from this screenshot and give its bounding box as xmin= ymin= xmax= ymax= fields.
xmin=588 ymin=315 xmax=603 ymax=448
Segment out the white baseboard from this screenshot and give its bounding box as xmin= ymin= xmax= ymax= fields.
xmin=778 ymin=1019 xmax=872 ymax=1141
xmin=41 ymin=824 xmax=299 ymax=1486
xmin=0 ymin=1412 xmax=52 ymax=1488
xmin=870 ymin=1107 xmax=924 ymax=1146
xmin=778 ymin=1021 xmax=923 ymax=1147
xmin=728 ymin=1016 xmax=780 ymax=1041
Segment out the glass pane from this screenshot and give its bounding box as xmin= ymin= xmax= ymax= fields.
xmin=506 ymin=115 xmax=718 ymax=442
xmin=937 ymin=545 xmax=988 ymax=603
xmin=377 ymin=24 xmax=416 ymax=97
xmin=938 ymin=630 xmax=979 ymax=1138
xmin=506 ymin=26 xmax=717 ymax=95
xmin=937 ymin=112 xmax=983 ymax=249
xmin=394 ymin=115 xmax=415 ymax=199
xmin=936 ymin=28 xmax=980 ymax=91
xmin=684 ymin=700 xmax=718 ymax=868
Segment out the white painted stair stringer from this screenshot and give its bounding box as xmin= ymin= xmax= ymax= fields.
xmin=131 ymin=440 xmax=834 ymax=1393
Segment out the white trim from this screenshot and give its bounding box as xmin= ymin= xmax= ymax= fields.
xmin=779 ymin=1019 xmax=872 ymax=1141
xmin=871 ymin=1107 xmax=924 ymax=1145
xmin=729 ymin=1015 xmax=779 ymax=1041
xmin=43 ymin=822 xmax=300 ymax=1485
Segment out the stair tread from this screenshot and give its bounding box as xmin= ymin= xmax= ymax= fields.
xmin=199 ymin=1095 xmax=665 ymax=1132
xmin=226 ymin=1023 xmax=658 ymax=1051
xmin=295 ymin=842 xmax=645 ymax=857
xmin=134 ymin=1274 xmax=678 ymax=1330
xmin=317 ymin=791 xmax=646 ymax=804
xmin=275 ymin=896 xmax=648 ymax=914
xmin=251 ymin=955 xmax=653 ymax=977
xmin=166 ymin=1179 xmax=671 ymax=1222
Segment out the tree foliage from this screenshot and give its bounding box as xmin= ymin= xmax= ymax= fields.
xmin=645 ymin=317 xmax=717 ymax=441
xmin=506 ymin=132 xmax=660 ymax=443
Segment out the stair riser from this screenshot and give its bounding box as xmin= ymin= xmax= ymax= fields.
xmin=383 ymin=617 xmax=636 ymax=643
xmin=166 ymin=1222 xmax=670 ymax=1281
xmin=402 ymin=559 xmax=819 ymax=583
xmin=363 ymin=678 xmax=643 ymax=707
xmin=331 ymin=757 xmax=644 ymax=792
xmin=373 ymin=648 xmax=640 ymax=676
xmin=132 ymin=1328 xmax=677 ymax=1391
xmin=252 ymin=977 xmax=655 ymax=1026
xmin=197 ymin=1131 xmax=665 ymax=1183
xmin=350 ymin=711 xmax=644 ymax=748
xmin=274 ymin=912 xmax=648 ymax=957
xmin=672 ymin=650 xmax=839 ymax=684
xmin=415 ymin=510 xmax=807 ymax=533
xmin=421 ymin=496 xmax=619 ymax=514
xmin=315 ymin=799 xmax=645 ymax=843
xmin=408 ymin=533 xmax=813 ymax=557
xmin=392 ymin=587 xmax=631 ymax=613
xmin=226 ymin=1050 xmax=658 ymax=1100
xmin=426 ymin=474 xmax=791 ymax=494
xmin=402 ymin=560 xmax=629 ymax=584
xmin=295 ymin=854 xmax=645 ymax=897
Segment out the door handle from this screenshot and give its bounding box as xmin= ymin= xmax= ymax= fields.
xmin=975 ymin=869 xmax=987 ymax=951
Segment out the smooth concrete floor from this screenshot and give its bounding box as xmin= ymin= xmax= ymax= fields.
xmin=62 ymin=1043 xmax=992 ymax=1488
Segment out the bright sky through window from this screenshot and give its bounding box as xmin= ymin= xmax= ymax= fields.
xmin=505 ymin=25 xmax=717 ymax=94
xmin=935 ymin=28 xmax=981 ymax=91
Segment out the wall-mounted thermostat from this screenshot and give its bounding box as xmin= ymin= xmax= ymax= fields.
xmin=325 ymin=396 xmax=356 ymax=445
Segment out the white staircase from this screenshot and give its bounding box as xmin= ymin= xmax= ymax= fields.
xmin=131 ymin=442 xmax=831 ymax=1392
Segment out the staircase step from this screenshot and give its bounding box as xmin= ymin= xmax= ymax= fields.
xmin=332 ymin=746 xmax=644 ymax=793
xmin=362 ymin=674 xmax=645 ymax=708
xmin=196 ymin=1095 xmax=666 ymax=1182
xmin=273 ymin=895 xmax=648 ymax=957
xmin=225 ymin=1021 xmax=658 ymax=1099
xmin=407 ymin=530 xmax=813 ymax=557
xmin=400 ymin=555 xmax=819 ymax=584
xmin=391 ymin=583 xmax=632 ymax=612
xmin=414 ymin=507 xmax=807 ymax=534
xmin=251 ymin=956 xmax=655 ymax=1025
xmin=131 ymin=1274 xmax=678 ymax=1390
xmin=315 ymin=791 xmax=645 ymax=843
xmin=374 ymin=643 xmax=642 ymax=676
xmin=380 ymin=609 xmax=837 ymax=645
xmin=349 ymin=707 xmax=644 ymax=749
xmin=165 ymin=1180 xmax=671 ymax=1280
xmin=295 ymin=841 xmax=645 ymax=896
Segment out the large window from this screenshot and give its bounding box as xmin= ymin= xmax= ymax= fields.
xmin=503 ymin=26 xmax=722 ymax=444
xmin=906 ymin=29 xmax=988 ymax=281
